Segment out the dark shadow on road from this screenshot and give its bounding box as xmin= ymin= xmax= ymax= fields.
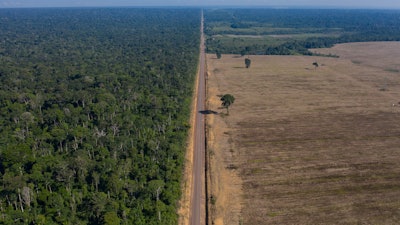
xmin=199 ymin=110 xmax=218 ymax=115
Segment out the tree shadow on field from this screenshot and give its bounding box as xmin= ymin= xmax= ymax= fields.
xmin=232 ymin=55 xmax=243 ymax=58
xmin=305 ymin=67 xmax=319 ymax=71
xmin=199 ymin=110 xmax=218 ymax=115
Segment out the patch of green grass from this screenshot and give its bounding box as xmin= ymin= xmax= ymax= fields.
xmin=335 ymin=188 xmax=347 ymax=195
xmin=210 ymin=195 xmax=217 ymax=205
xmin=247 ymin=158 xmax=267 ymax=163
xmin=226 ymin=164 xmax=238 ymax=170
xmin=384 ymin=68 xmax=399 ymax=73
xmin=267 ymin=212 xmax=280 ymax=217
xmin=250 ymin=168 xmax=263 ymax=174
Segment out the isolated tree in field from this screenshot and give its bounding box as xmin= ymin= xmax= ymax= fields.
xmin=220 ymin=94 xmax=235 ymax=114
xmin=216 ymin=51 xmax=222 ymax=59
xmin=245 ymin=58 xmax=251 ymax=68
xmin=312 ymin=61 xmax=319 ymax=70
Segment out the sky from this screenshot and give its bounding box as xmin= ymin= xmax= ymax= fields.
xmin=0 ymin=0 xmax=400 ymax=9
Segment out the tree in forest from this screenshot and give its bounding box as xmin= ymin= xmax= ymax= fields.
xmin=242 ymin=46 xmax=251 ymax=56
xmin=0 ymin=8 xmax=201 ymax=224
xmin=245 ymin=58 xmax=251 ymax=68
xmin=240 ymin=49 xmax=246 ymax=57
xmin=20 ymin=111 xmax=35 ymax=133
xmin=313 ymin=61 xmax=319 ymax=70
xmin=220 ymin=94 xmax=235 ymax=114
xmin=103 ymin=211 xmax=121 ymax=225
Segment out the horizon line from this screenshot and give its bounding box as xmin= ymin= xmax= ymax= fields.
xmin=1 ymin=5 xmax=400 ymax=10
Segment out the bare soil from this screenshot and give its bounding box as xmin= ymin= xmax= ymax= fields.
xmin=206 ymin=42 xmax=400 ymax=224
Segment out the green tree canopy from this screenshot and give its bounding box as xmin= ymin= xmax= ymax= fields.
xmin=220 ymin=94 xmax=235 ymax=114
xmin=216 ymin=51 xmax=222 ymax=59
xmin=313 ymin=61 xmax=319 ymax=70
xmin=0 ymin=8 xmax=201 ymax=224
xmin=245 ymin=58 xmax=251 ymax=68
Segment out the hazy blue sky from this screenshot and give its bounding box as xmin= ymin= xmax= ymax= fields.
xmin=1 ymin=0 xmax=400 ymax=8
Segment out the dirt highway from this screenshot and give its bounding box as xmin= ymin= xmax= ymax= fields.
xmin=190 ymin=11 xmax=206 ymax=225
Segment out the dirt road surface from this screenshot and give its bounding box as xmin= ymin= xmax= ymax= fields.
xmin=190 ymin=11 xmax=206 ymax=225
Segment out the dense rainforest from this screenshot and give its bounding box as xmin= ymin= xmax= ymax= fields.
xmin=0 ymin=8 xmax=200 ymax=224
xmin=204 ymin=9 xmax=400 ymax=55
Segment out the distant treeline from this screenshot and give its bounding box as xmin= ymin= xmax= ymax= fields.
xmin=205 ymin=9 xmax=400 ymax=55
xmin=0 ymin=8 xmax=200 ymax=224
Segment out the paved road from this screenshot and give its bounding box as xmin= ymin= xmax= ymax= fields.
xmin=190 ymin=10 xmax=206 ymax=225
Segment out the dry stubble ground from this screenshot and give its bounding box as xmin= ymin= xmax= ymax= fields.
xmin=206 ymin=42 xmax=400 ymax=224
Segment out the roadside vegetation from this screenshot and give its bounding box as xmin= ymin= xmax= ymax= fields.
xmin=204 ymin=9 xmax=400 ymax=55
xmin=0 ymin=8 xmax=200 ymax=224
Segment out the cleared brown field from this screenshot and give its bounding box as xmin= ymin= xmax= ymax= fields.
xmin=206 ymin=42 xmax=400 ymax=225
